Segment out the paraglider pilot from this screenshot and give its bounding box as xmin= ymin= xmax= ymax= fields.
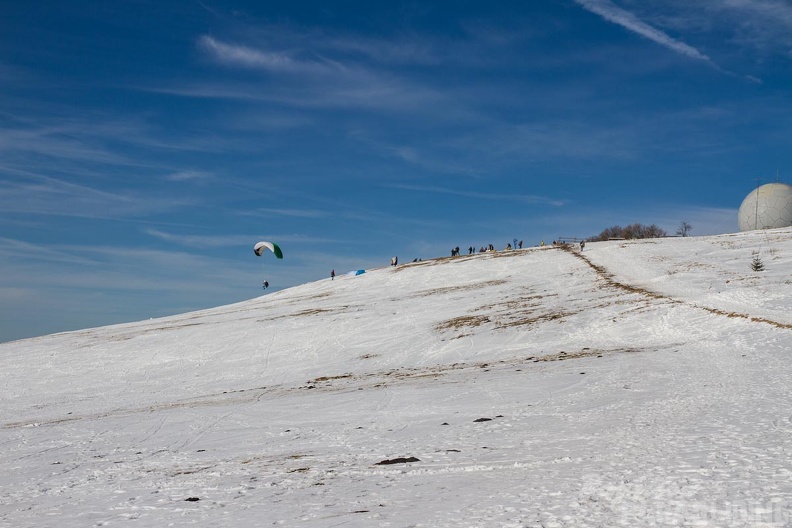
xmin=262 ymin=280 xmax=269 ymax=289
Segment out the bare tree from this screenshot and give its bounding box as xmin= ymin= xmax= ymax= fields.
xmin=589 ymin=223 xmax=668 ymax=242
xmin=676 ymin=221 xmax=692 ymax=237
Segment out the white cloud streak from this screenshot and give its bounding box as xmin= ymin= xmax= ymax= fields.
xmin=143 ymin=229 xmax=254 ymax=247
xmin=191 ymin=34 xmax=442 ymax=111
xmin=166 ymin=170 xmax=212 ymax=182
xmin=574 ymin=0 xmax=713 ymax=63
xmin=0 ymin=170 xmax=196 ymax=220
xmin=198 ymin=35 xmax=338 ymax=75
xmin=143 ymin=228 xmax=335 ymax=247
xmin=389 ymin=184 xmax=567 ymax=207
xmin=724 ymin=0 xmax=792 ymax=27
xmin=249 ymin=208 xmax=328 ymax=218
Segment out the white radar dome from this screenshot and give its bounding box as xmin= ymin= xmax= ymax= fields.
xmin=737 ymin=182 xmax=792 ymax=232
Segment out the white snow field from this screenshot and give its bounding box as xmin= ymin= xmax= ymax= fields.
xmin=2 ymin=229 xmax=792 ymax=528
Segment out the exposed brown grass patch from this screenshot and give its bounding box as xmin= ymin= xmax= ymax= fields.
xmin=497 ymin=310 xmax=576 ymax=328
xmin=474 ymin=291 xmax=552 ymax=311
xmin=435 ymin=315 xmax=491 ymax=331
xmin=531 ymin=347 xmax=641 ymax=362
xmin=171 ymin=466 xmax=214 ymax=476
xmin=272 ymin=307 xmax=348 ymax=319
xmin=391 ymin=257 xmax=452 ymax=271
xmin=3 ymin=346 xmax=659 ymax=430
xmin=562 ymin=244 xmax=792 ymax=331
xmin=392 ymin=248 xmax=532 ymax=272
xmin=311 ymin=374 xmax=354 ymax=383
xmin=698 ymin=307 xmax=792 ymax=329
xmin=414 ymin=279 xmax=508 ymax=298
xmin=560 ymin=245 xmax=671 ymax=302
xmin=489 ymin=249 xmax=527 ymax=259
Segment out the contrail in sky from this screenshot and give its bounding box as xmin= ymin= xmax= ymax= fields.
xmin=574 ymin=0 xmax=712 ymax=63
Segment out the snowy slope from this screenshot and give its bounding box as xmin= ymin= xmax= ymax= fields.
xmin=2 ymin=229 xmax=792 ymax=527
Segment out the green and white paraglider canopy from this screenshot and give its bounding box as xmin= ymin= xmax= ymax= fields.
xmin=253 ymin=241 xmax=283 ymax=289
xmin=253 ymin=241 xmax=283 ymax=259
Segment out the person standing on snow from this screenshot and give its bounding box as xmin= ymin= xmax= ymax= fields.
xmin=331 ymin=270 xmax=335 ymax=280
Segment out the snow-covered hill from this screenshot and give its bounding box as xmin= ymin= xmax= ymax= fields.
xmin=2 ymin=229 xmax=792 ymax=527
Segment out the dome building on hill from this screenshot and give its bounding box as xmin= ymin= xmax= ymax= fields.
xmin=737 ymin=182 xmax=792 ymax=231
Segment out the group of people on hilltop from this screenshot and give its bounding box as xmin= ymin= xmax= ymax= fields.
xmin=551 ymin=240 xmax=585 ymax=251
xmin=447 ymin=240 xmax=530 ymax=255
xmin=462 ymin=240 xmax=523 ymax=253
xmin=329 ymin=238 xmax=589 ymax=281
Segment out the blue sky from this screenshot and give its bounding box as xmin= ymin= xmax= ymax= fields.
xmin=2 ymin=0 xmax=791 ymax=342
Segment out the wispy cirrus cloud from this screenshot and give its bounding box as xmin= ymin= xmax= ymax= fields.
xmin=574 ymin=0 xmax=713 ymax=63
xmin=353 ymin=117 xmax=646 ymax=179
xmin=628 ymin=1 xmax=792 ymax=55
xmin=0 ymin=122 xmax=133 ymax=167
xmin=719 ymin=0 xmax=792 ymax=53
xmin=389 ymin=184 xmax=567 ymax=207
xmin=143 ymin=228 xmax=253 ymax=247
xmin=191 ymin=34 xmax=442 ymax=111
xmin=198 ymin=35 xmax=339 ymax=75
xmin=0 ymin=170 xmax=196 ymax=220
xmin=246 ymin=208 xmax=329 ymax=218
xmin=0 ymin=112 xmax=236 ymax=171
xmin=155 ymin=79 xmax=440 ymax=111
xmin=724 ymin=0 xmax=792 ymax=27
xmin=143 ymin=228 xmax=334 ymax=247
xmin=166 ymin=170 xmax=212 ymax=182
xmin=0 ymin=237 xmax=97 ymax=267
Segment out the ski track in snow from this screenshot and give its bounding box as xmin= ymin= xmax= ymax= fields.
xmin=1 ymin=229 xmax=792 ymax=527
